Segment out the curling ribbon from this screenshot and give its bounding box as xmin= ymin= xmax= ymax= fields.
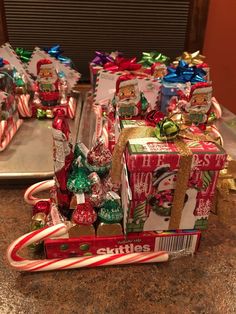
xmin=44 ymin=45 xmax=72 ymax=66
xmin=15 ymin=47 xmax=32 ymax=63
xmin=104 ymin=56 xmax=142 ymax=72
xmin=173 ymin=50 xmax=207 ymax=67
xmin=139 ymin=51 xmax=170 ymax=67
xmin=36 ymin=108 xmax=54 ymax=119
xmin=164 ymin=60 xmax=207 ymax=83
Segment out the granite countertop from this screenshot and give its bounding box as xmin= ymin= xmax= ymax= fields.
xmin=0 ymin=185 xmax=235 ymax=314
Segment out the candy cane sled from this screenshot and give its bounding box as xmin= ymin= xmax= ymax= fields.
xmin=7 ymin=223 xmax=169 ymax=272
xmin=7 ymin=180 xmax=169 ymax=272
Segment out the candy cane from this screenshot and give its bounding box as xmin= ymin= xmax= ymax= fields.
xmin=0 ymin=120 xmax=7 ymax=141
xmin=0 ymin=119 xmax=23 ymax=152
xmin=16 ymin=94 xmax=32 ymax=118
xmin=67 ymin=96 xmax=76 ymax=119
xmin=102 ymin=124 xmax=109 ymax=148
xmin=211 ymin=97 xmax=222 ymax=119
xmin=24 ymin=179 xmax=55 ymax=205
xmin=7 ymin=223 xmax=169 ymax=272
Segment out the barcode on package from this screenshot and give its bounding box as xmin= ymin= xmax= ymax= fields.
xmin=155 ymin=234 xmax=198 ymax=253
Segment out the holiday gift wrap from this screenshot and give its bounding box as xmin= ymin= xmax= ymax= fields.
xmin=89 ymin=63 xmax=103 ymax=92
xmin=94 ymin=70 xmax=161 ymax=111
xmin=159 ymin=82 xmax=186 ymax=114
xmin=123 ymin=128 xmax=227 ymax=233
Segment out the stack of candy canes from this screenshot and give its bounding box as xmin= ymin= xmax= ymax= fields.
xmin=0 ymin=43 xmax=80 ymax=151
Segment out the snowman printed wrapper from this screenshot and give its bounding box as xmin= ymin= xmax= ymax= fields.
xmin=123 ymin=127 xmax=227 ymax=233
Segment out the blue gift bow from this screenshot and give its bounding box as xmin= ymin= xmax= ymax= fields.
xmin=44 ymin=45 xmax=72 ymax=66
xmin=163 ymin=60 xmax=206 ymax=83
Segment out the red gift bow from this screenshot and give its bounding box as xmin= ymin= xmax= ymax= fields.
xmin=104 ymin=56 xmax=142 ymax=72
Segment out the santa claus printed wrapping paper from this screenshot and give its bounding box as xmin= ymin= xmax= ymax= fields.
xmin=123 ymin=126 xmax=227 ymax=233
xmin=94 ymin=70 xmax=161 ymax=111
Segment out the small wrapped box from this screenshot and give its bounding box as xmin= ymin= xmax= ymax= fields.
xmin=122 ymin=126 xmax=227 ymax=233
xmin=160 ymin=60 xmax=208 ymax=114
xmin=159 ymin=82 xmax=186 ymax=114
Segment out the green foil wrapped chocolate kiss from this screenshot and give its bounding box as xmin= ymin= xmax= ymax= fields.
xmin=98 ymin=199 xmax=123 ymax=224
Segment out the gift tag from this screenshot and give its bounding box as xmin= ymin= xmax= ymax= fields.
xmin=0 ymin=42 xmax=34 ymax=85
xmin=27 ymin=47 xmax=81 ymax=92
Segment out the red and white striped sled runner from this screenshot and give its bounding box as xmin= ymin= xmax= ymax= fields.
xmin=7 ymin=223 xmax=169 ymax=272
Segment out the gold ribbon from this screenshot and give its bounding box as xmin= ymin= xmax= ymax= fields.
xmin=217 ymin=159 xmax=236 ymax=196
xmin=111 ymin=126 xmax=155 ymax=184
xmin=173 ymin=50 xmax=205 ymax=67
xmin=169 ymin=138 xmax=192 ymax=229
xmin=216 ymin=159 xmax=236 ymax=223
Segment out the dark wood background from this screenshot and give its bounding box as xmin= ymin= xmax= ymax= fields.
xmin=0 ymin=0 xmax=209 ymax=80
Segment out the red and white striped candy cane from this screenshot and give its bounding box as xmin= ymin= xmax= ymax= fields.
xmin=0 ymin=120 xmax=7 ymax=142
xmin=211 ymin=97 xmax=222 ymax=119
xmin=24 ymin=179 xmax=55 ymax=205
xmin=67 ymin=96 xmax=76 ymax=119
xmin=7 ymin=223 xmax=169 ymax=272
xmin=16 ymin=94 xmax=32 ymax=118
xmin=0 ymin=119 xmax=23 ymax=152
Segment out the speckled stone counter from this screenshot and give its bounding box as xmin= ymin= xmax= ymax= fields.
xmin=1 ymin=186 xmax=235 ymax=314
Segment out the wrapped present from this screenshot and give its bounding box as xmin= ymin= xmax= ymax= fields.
xmin=90 ymin=51 xmax=122 ymax=92
xmin=27 ymin=47 xmax=80 ymax=119
xmin=112 ymin=125 xmax=227 ymax=233
xmin=169 ymin=82 xmax=222 ymax=129
xmin=159 ymin=82 xmax=186 ymax=114
xmin=160 ymin=60 xmax=207 ymax=114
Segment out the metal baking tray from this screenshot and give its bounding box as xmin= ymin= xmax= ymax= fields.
xmin=0 ymin=93 xmax=83 ymax=180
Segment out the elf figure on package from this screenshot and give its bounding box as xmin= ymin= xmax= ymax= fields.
xmin=143 ymin=164 xmax=197 ymax=231
xmin=36 ymin=59 xmax=60 ymax=106
xmin=171 ymin=82 xmax=222 ymax=129
xmin=112 ymin=74 xmax=149 ymax=118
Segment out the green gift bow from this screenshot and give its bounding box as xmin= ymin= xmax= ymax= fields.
xmin=15 ymin=47 xmax=32 ymax=63
xmin=36 ymin=108 xmax=54 ymax=119
xmin=139 ymin=51 xmax=170 ymax=68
